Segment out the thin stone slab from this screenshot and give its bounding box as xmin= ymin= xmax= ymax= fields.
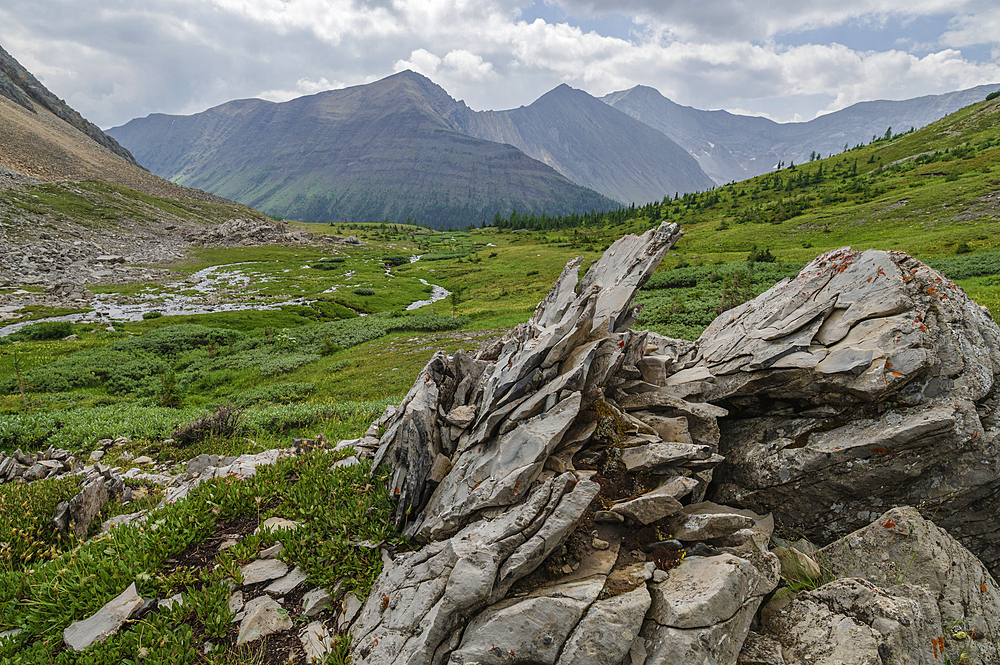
xmin=611 ymin=483 xmax=686 ymax=525
xmin=301 ymin=621 xmax=334 ymax=663
xmin=338 ymin=594 xmax=363 ymax=632
xmin=63 ymin=582 xmax=144 ymax=652
xmin=265 ymin=566 xmax=309 ymax=595
xmin=558 ymin=584 xmax=651 ymax=665
xmin=302 ymin=588 xmax=333 ymax=618
xmin=667 ymin=511 xmax=755 ymax=541
xmin=620 ymin=442 xmax=713 ymax=472
xmin=241 ymin=559 xmax=289 ymax=585
xmin=237 ymin=596 xmax=292 ymax=646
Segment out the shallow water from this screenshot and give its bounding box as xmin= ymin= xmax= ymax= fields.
xmin=0 ymin=261 xmax=452 ymax=335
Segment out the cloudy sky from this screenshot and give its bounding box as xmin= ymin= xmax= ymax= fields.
xmin=2 ymin=0 xmax=999 ymax=129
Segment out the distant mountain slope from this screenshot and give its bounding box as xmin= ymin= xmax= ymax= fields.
xmin=110 ymin=72 xmax=617 ymax=228
xmin=604 ymin=83 xmax=1000 ymax=185
xmin=0 ymin=44 xmax=227 ymax=203
xmin=456 ymin=84 xmax=714 ymax=204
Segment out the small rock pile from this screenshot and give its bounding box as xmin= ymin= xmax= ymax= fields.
xmin=0 ymin=446 xmax=79 ymax=484
xmin=184 ymin=219 xmax=346 ymax=247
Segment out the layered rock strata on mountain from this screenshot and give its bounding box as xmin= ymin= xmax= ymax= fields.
xmin=680 ymin=247 xmax=1000 ymax=576
xmin=349 ymin=222 xmax=784 ymax=665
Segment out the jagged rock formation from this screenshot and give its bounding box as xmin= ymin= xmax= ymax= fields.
xmin=345 ymin=234 xmax=1000 ymax=664
xmin=350 ymin=223 xmax=777 ymax=664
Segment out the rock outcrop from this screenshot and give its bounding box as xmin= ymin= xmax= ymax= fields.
xmin=349 ymin=223 xmax=778 ymax=665
xmin=342 ymin=237 xmax=1000 ymax=664
xmin=755 ymin=506 xmax=1000 ymax=665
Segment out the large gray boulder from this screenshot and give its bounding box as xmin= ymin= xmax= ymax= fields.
xmin=756 ymin=506 xmax=1000 ymax=665
xmin=695 ymin=248 xmax=1000 ymax=576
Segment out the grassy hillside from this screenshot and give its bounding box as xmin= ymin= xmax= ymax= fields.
xmin=486 ymin=95 xmax=1000 ymax=336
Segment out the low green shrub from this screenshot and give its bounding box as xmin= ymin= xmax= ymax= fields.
xmin=382 ymin=255 xmax=409 ymax=267
xmin=231 ymin=382 xmax=315 ymax=406
xmin=0 ymin=404 xmax=203 ymax=452
xmin=353 ymin=287 xmax=375 ymax=296
xmin=142 ymin=311 xmax=164 ymax=320
xmin=13 ymin=321 xmax=74 ymax=341
xmin=0 ymin=474 xmax=81 ymax=568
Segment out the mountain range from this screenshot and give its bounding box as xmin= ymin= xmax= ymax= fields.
xmin=108 ymin=72 xmax=629 ymax=228
xmin=110 ymin=71 xmax=1000 ymax=228
xmin=603 ymin=82 xmax=1000 ymax=184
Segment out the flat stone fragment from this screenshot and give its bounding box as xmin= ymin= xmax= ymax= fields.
xmin=241 ymin=559 xmax=289 ymax=585
xmin=265 ymin=566 xmax=309 ymax=595
xmin=557 ymin=584 xmax=651 ymax=665
xmin=667 ymin=512 xmax=755 ymax=541
xmin=620 ymin=442 xmax=713 ymax=472
xmin=814 ymin=347 xmax=874 ymax=375
xmin=228 ymin=591 xmax=244 ymax=614
xmin=302 ymin=588 xmax=333 ymax=618
xmin=69 ymin=476 xmax=109 ymax=539
xmin=160 ymin=593 xmax=183 ymax=611
xmin=647 ymin=554 xmax=772 ymax=629
xmin=260 ymin=542 xmax=284 ymax=559
xmin=301 ymin=621 xmax=334 ymax=663
xmin=333 ymin=456 xmax=359 ymax=468
xmin=611 ymin=484 xmax=684 ymax=525
xmin=636 ymin=414 xmax=693 ymax=444
xmin=254 ymin=517 xmax=302 ymax=535
xmin=63 ymin=582 xmax=144 ymax=652
xmin=444 ymin=405 xmax=475 ymax=428
xmin=237 ymin=596 xmax=293 ymax=645
xmin=641 ymin=595 xmax=760 ymax=665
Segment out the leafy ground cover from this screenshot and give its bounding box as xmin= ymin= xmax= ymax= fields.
xmin=0 ymin=439 xmax=395 ymax=665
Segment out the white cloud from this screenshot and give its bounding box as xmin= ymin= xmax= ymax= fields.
xmin=1 ymin=0 xmax=998 ymax=128
xmin=394 ymin=48 xmax=443 ymax=77
xmin=442 ymin=50 xmax=496 ymax=81
xmin=258 ymin=77 xmax=343 ymax=102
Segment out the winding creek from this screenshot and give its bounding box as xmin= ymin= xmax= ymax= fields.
xmin=0 ymin=259 xmax=452 ymax=337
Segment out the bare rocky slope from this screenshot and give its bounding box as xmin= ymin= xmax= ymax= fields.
xmin=0 ymin=43 xmax=230 ymax=204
